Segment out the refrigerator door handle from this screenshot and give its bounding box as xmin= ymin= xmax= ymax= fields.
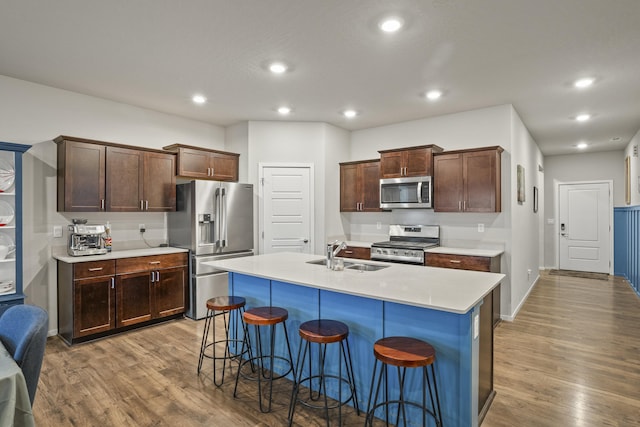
xmin=214 ymin=187 xmax=221 ymax=248
xmin=221 ymin=187 xmax=227 ymax=247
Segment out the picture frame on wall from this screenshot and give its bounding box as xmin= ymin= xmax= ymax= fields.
xmin=517 ymin=164 xmax=525 ymax=204
xmin=533 ymin=186 xmax=538 ymax=213
xmin=625 ymin=156 xmax=631 ymax=205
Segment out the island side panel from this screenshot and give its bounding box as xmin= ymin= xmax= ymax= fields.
xmin=229 ymin=273 xmax=271 ymax=355
xmin=319 ymin=289 xmax=384 ymax=410
xmin=384 ymin=301 xmax=477 ymax=427
xmin=271 ymin=280 xmax=320 ymax=380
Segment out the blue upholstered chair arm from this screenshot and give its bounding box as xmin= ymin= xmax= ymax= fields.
xmin=0 ymin=304 xmax=49 ymax=405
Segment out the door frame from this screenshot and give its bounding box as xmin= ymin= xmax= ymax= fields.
xmin=258 ymin=163 xmax=315 ymax=255
xmin=554 ymin=180 xmax=613 ymax=273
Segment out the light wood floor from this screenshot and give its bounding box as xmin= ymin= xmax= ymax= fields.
xmin=33 ymin=271 xmax=640 ymax=426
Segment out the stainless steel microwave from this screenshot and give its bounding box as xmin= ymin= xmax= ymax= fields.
xmin=380 ymin=176 xmax=432 ymax=209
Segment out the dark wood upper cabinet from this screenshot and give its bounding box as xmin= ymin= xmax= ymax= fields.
xmin=57 ymin=139 xmax=106 ymax=212
xmin=56 ymin=136 xmax=176 ymax=212
xmin=433 ymin=146 xmax=503 ymax=213
xmin=378 ymin=145 xmax=443 ymax=178
xmin=163 ymin=144 xmax=239 ymax=182
xmin=340 ymin=159 xmax=381 ymax=212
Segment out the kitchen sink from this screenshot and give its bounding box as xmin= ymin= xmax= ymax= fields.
xmin=306 ymin=258 xmax=388 ymax=272
xmin=345 ymin=263 xmax=389 ymax=272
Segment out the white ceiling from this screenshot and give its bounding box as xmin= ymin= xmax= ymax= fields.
xmin=1 ymin=0 xmax=639 ymax=156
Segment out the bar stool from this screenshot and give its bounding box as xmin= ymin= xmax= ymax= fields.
xmin=234 ymin=306 xmax=295 ymax=413
xmin=365 ymin=336 xmax=443 ymax=427
xmin=197 ymin=296 xmax=250 ymax=386
xmin=288 ymin=319 xmax=359 ymax=427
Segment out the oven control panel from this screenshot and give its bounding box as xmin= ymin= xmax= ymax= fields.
xmin=370 ymin=247 xmax=425 ymax=264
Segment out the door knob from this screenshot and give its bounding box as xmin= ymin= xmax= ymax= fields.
xmin=303 ymin=239 xmax=309 ymax=243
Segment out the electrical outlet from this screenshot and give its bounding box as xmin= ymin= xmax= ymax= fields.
xmin=53 ymin=225 xmax=63 ymax=238
xmin=477 ymin=223 xmax=484 ymax=233
xmin=376 ymin=222 xmax=382 ymax=230
xmin=139 ymin=224 xmax=146 ymax=233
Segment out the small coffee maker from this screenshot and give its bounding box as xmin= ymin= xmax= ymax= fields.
xmin=67 ymin=219 xmax=108 ymax=256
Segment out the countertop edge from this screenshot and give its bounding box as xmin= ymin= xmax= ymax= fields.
xmin=53 ymin=247 xmax=189 ymax=263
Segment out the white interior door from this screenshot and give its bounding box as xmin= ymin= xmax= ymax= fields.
xmin=260 ymin=165 xmax=313 ymax=254
xmin=558 ymin=182 xmax=611 ymax=273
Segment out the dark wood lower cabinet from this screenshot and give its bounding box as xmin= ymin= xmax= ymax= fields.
xmin=57 ymin=252 xmax=187 ymax=345
xmin=73 ymin=275 xmax=115 ymax=338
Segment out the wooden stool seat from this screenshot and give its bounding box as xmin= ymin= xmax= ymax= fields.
xmin=373 ymin=336 xmax=435 ymax=368
xmin=243 ymin=306 xmax=288 ymax=326
xmin=298 ymin=319 xmax=349 ymax=344
xmin=206 ymin=295 xmax=246 ymax=312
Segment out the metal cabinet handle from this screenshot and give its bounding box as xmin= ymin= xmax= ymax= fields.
xmin=111 ymin=277 xmax=114 ymax=289
xmin=149 ymin=261 xmax=161 ymax=265
xmin=150 ymin=271 xmax=155 ymax=282
xmin=458 ymin=201 xmax=461 ymax=211
xmin=145 ymin=200 xmax=149 ymax=210
xmin=463 ymin=200 xmax=466 ymax=211
xmin=344 ymin=250 xmax=354 ymax=254
xmin=101 ymin=199 xmax=105 ymax=210
xmin=449 ymin=260 xmax=462 ymax=264
xmin=88 ymin=267 xmax=103 ymax=272
xmin=140 ymin=200 xmax=144 ymax=210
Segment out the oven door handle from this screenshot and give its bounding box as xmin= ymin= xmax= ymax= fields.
xmin=417 ymin=181 xmax=423 ymax=203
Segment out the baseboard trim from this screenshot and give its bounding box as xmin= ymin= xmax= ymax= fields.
xmin=502 ymin=273 xmax=540 ymax=322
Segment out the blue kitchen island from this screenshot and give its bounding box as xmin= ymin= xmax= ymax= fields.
xmin=207 ymin=252 xmax=504 ymax=426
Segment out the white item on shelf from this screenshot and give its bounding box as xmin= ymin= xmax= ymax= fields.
xmin=0 ymin=280 xmax=14 ymax=294
xmin=0 ymin=244 xmax=15 ymax=259
xmin=0 ymin=200 xmax=14 ymax=226
xmin=0 ymin=158 xmax=15 ymax=193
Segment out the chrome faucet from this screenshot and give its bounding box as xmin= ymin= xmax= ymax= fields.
xmin=327 ymin=240 xmax=348 ymax=269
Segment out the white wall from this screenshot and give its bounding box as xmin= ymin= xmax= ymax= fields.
xmin=246 ymin=121 xmax=348 ymax=255
xmin=542 ymin=150 xmax=625 ymax=268
xmin=0 ymin=75 xmax=226 ymax=335
xmin=624 ymin=129 xmax=640 ymax=206
xmin=508 ymin=107 xmax=544 ymax=319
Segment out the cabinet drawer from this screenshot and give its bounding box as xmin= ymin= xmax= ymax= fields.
xmin=337 ymin=246 xmax=371 ymax=260
xmin=116 ymin=253 xmax=188 ymax=273
xmin=425 ymin=253 xmax=491 ymax=272
xmin=73 ymin=260 xmax=116 ymax=280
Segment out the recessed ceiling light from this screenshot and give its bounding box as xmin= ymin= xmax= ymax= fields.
xmin=192 ymin=94 xmax=207 ymax=104
xmin=425 ymin=90 xmax=443 ymax=100
xmin=269 ymin=62 xmax=288 ymax=74
xmin=277 ymin=106 xmax=291 ymax=115
xmin=574 ymin=77 xmax=595 ymax=88
xmin=379 ymin=17 xmax=404 ymax=33
xmin=575 ymin=113 xmax=591 ymax=122
xmin=576 ymin=142 xmax=588 ymax=150
xmin=343 ymin=109 xmax=358 ymax=119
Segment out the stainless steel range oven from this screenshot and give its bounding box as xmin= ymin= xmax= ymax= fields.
xmin=371 ymin=224 xmax=440 ymax=265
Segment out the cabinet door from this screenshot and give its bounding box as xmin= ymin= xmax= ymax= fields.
xmin=60 ymin=140 xmax=106 ymax=211
xmin=176 ymin=147 xmax=211 ymax=179
xmin=116 ymin=271 xmax=153 ymax=327
xmin=143 ymin=151 xmax=176 ymax=212
xmin=340 ymin=163 xmax=360 ymax=212
xmin=211 ymin=152 xmax=239 ymax=182
xmin=404 ymin=147 xmax=433 ymax=177
xmin=106 ymin=146 xmax=144 ymax=212
xmin=361 ymin=161 xmax=381 ymax=211
xmin=153 ymin=266 xmax=186 ymax=318
xmin=464 ymin=150 xmax=501 ymax=213
xmin=379 ymin=151 xmax=404 ymax=178
xmin=73 ymin=276 xmax=115 ymax=337
xmin=433 ymin=153 xmax=463 ymax=212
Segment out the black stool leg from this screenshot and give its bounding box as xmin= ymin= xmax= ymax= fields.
xmin=197 ymin=308 xmax=213 ymax=374
xmin=343 ymin=339 xmax=360 ymax=414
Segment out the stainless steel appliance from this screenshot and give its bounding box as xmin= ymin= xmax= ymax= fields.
xmin=380 ymin=176 xmax=432 ymax=209
xmin=371 ymin=224 xmax=439 ymax=264
xmin=168 ymin=180 xmax=254 ymax=320
xmin=67 ymin=223 xmax=108 ymax=256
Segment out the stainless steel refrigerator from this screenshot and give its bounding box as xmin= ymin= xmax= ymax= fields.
xmin=168 ymin=180 xmax=254 ymax=320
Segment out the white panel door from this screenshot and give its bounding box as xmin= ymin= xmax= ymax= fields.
xmin=559 ymin=182 xmax=611 ymax=273
xmin=261 ymin=166 xmax=312 ymax=254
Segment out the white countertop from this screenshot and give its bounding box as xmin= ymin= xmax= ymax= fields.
xmin=206 ymin=252 xmax=504 ymax=314
xmin=425 ymin=247 xmax=504 ymax=257
xmin=53 ymin=247 xmax=188 ymax=263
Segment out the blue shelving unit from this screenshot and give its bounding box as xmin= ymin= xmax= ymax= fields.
xmin=0 ymin=141 xmax=30 ymax=312
xmin=614 ymin=206 xmax=640 ymax=296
